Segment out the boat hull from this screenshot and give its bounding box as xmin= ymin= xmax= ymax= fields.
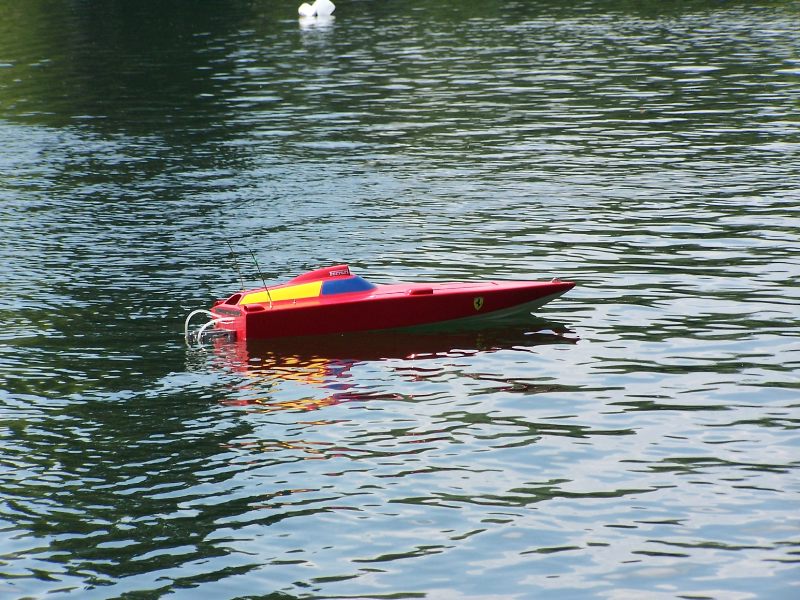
xmin=210 ymin=279 xmax=574 ymax=340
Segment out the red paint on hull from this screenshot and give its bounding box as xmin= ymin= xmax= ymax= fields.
xmin=210 ymin=267 xmax=574 ymax=341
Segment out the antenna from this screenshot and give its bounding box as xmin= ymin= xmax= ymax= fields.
xmin=226 ymin=240 xmax=245 ymax=290
xmin=249 ymin=249 xmax=273 ymax=309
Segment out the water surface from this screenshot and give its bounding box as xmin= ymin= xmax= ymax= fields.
xmin=1 ymin=0 xmax=799 ymax=598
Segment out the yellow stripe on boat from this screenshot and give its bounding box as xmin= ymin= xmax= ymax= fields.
xmin=241 ymin=281 xmax=323 ymax=305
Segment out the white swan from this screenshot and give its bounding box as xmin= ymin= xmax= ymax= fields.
xmin=298 ymin=0 xmax=335 ymax=18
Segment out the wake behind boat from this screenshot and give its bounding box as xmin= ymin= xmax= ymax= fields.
xmin=186 ymin=264 xmax=574 ymax=343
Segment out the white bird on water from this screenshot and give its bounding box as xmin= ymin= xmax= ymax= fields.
xmin=298 ymin=0 xmax=335 ymax=18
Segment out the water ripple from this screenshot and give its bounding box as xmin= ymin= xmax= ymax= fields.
xmin=2 ymin=1 xmax=799 ymax=598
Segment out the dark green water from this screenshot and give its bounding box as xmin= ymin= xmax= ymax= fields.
xmin=1 ymin=1 xmax=799 ymax=598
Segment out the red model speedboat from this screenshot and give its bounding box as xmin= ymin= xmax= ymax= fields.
xmin=186 ymin=265 xmax=574 ymax=342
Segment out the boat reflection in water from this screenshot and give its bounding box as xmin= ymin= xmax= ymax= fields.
xmin=208 ymin=318 xmax=578 ymax=415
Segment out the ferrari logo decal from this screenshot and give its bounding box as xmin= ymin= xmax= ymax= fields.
xmin=473 ymin=296 xmax=484 ymax=311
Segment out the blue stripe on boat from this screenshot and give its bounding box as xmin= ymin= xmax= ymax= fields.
xmin=321 ymin=276 xmax=377 ymax=296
